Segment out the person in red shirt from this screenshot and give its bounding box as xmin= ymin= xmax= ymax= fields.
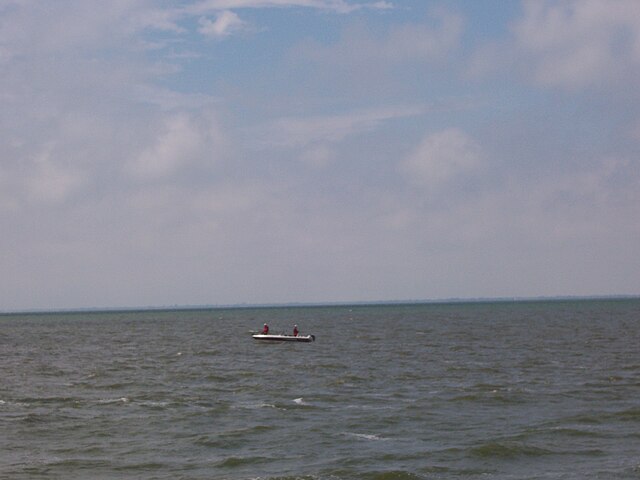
xmin=262 ymin=323 xmax=269 ymax=334
xmin=293 ymin=325 xmax=299 ymax=336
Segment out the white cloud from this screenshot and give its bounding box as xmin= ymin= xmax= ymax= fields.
xmin=299 ymin=144 xmax=335 ymax=168
xmin=402 ymin=129 xmax=483 ymax=189
xmin=133 ymin=85 xmax=218 ymax=111
xmin=295 ymin=7 xmax=462 ymax=67
xmin=127 ymin=113 xmax=225 ymax=180
xmin=189 ymin=0 xmax=393 ymax=38
xmin=511 ymin=0 xmax=640 ymax=89
xmin=198 ymin=11 xmax=247 ymax=38
xmin=380 ymin=8 xmax=462 ymax=62
xmin=26 ymin=146 xmax=85 ymax=203
xmin=258 ymin=105 xmax=426 ymax=148
xmin=186 ymin=0 xmax=392 ymax=15
xmin=0 ymin=1 xmax=182 ymax=59
xmin=631 ymin=119 xmax=640 ymax=141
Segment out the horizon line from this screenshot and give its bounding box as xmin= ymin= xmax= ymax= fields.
xmin=2 ymin=294 xmax=639 ymax=316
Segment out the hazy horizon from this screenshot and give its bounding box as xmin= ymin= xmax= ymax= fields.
xmin=3 ymin=294 xmax=639 ymax=316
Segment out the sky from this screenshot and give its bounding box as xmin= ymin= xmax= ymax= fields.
xmin=1 ymin=0 xmax=639 ymax=311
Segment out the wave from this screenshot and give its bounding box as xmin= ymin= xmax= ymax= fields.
xmin=556 ymin=406 xmax=640 ymax=426
xmin=46 ymin=457 xmax=114 ymax=469
xmin=469 ymin=441 xmax=553 ymax=458
xmin=359 ymin=471 xmax=424 ymax=480
xmin=0 ymin=399 xmax=31 ymax=407
xmin=234 ymin=402 xmax=282 ymax=410
xmin=14 ymin=396 xmax=79 ymax=406
xmin=469 ymin=440 xmax=606 ymax=459
xmin=319 ymin=468 xmax=423 ymax=480
xmin=216 ymin=455 xmax=270 ymax=468
xmin=612 ymin=406 xmax=640 ymax=421
xmin=196 ymin=424 xmax=276 ymax=447
xmin=449 ymin=390 xmax=528 ymax=405
xmin=136 ymin=400 xmax=169 ymax=409
xmin=92 ymin=380 xmax=138 ymax=390
xmin=343 ymin=432 xmax=389 ymax=441
xmin=262 ymin=476 xmax=316 ymax=480
xmin=97 ymin=396 xmax=130 ymax=404
xmin=291 ymin=397 xmax=319 ymax=408
xmin=547 ymin=427 xmax=605 ymax=438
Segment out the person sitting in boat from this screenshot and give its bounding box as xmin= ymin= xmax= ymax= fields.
xmin=293 ymin=325 xmax=299 ymax=336
xmin=262 ymin=323 xmax=269 ymax=334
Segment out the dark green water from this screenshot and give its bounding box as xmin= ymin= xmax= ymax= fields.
xmin=1 ymin=299 xmax=640 ymax=479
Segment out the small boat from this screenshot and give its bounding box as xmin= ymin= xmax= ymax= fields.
xmin=252 ymin=333 xmax=315 ymax=343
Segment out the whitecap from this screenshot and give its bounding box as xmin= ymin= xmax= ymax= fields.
xmin=234 ymin=402 xmax=280 ymax=410
xmin=138 ymin=400 xmax=169 ymax=408
xmin=344 ymin=432 xmax=388 ymax=441
xmin=98 ymin=397 xmax=130 ymax=404
xmin=1 ymin=399 xmax=29 ymax=407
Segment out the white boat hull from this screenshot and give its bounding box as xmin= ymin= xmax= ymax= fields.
xmin=252 ymin=334 xmax=315 ymax=343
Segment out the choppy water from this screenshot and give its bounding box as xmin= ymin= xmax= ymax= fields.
xmin=1 ymin=299 xmax=640 ymax=479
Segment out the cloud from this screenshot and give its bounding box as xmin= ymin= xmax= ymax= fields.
xmin=256 ymin=105 xmax=426 ymax=148
xmin=379 ymin=9 xmax=463 ymax=62
xmin=133 ymin=85 xmax=218 ymax=111
xmin=299 ymin=144 xmax=335 ymax=168
xmin=189 ymin=0 xmax=393 ymax=38
xmin=186 ymin=0 xmax=392 ymax=15
xmin=198 ymin=10 xmax=248 ymax=38
xmin=295 ymin=7 xmax=462 ymax=66
xmin=401 ymin=129 xmax=483 ymax=190
xmin=487 ymin=156 xmax=639 ymax=250
xmin=0 ymin=1 xmax=183 ymax=60
xmin=25 ymin=146 xmax=86 ymax=204
xmin=285 ymin=7 xmax=464 ymax=102
xmin=511 ymin=0 xmax=640 ymax=89
xmin=127 ymin=113 xmax=226 ymax=180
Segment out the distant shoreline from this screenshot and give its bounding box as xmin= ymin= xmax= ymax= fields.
xmin=2 ymin=295 xmax=639 ymax=316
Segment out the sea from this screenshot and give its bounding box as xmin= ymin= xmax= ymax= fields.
xmin=1 ymin=299 xmax=639 ymax=480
